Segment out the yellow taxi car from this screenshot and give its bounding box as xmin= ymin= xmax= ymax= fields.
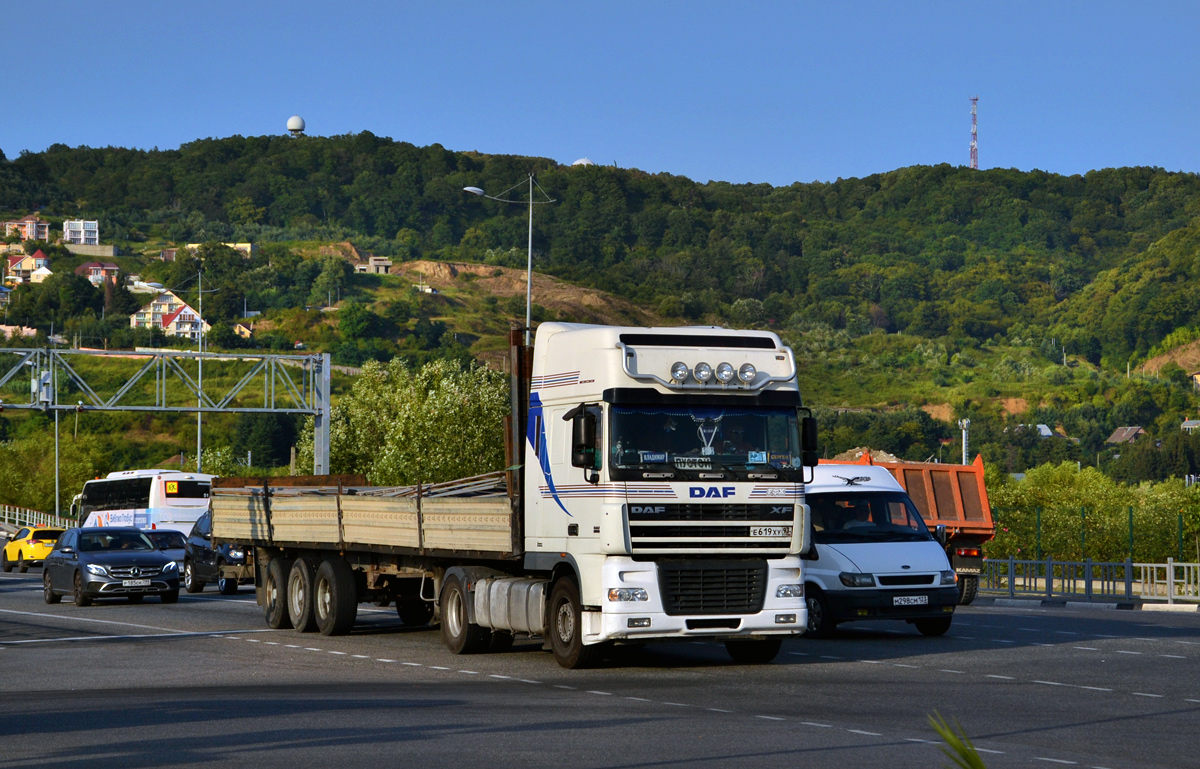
xmin=2 ymin=527 xmax=66 ymax=573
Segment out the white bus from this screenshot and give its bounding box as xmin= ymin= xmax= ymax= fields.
xmin=74 ymin=470 xmax=215 ymax=535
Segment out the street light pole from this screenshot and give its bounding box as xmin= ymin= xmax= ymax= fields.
xmin=464 ymin=174 xmax=555 ymax=346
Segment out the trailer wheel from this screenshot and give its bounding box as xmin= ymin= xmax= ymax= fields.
xmin=287 ymin=555 xmax=319 ymax=633
xmin=724 ymin=637 xmax=782 ymax=664
xmin=804 ymin=587 xmax=836 ymax=638
xmin=263 ymin=557 xmax=293 ymax=629
xmin=957 ymin=575 xmax=978 ymax=605
xmin=548 ymin=576 xmax=602 ymax=669
xmin=397 ymin=599 xmax=434 ymax=627
xmin=314 ymin=558 xmax=358 ymax=636
xmin=440 ymin=574 xmax=490 ymax=654
xmin=914 ymin=616 xmax=953 ymax=637
xmin=218 ymin=574 xmax=239 ymax=595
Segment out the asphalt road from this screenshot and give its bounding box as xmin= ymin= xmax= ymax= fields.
xmin=1 ymin=570 xmax=1198 ymax=768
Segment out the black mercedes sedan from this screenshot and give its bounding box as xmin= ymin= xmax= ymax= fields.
xmin=43 ymin=527 xmax=181 ymax=606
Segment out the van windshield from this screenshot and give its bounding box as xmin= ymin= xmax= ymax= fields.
xmin=808 ymin=491 xmax=932 ymax=543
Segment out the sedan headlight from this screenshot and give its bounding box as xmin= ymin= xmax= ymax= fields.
xmin=775 ymin=584 xmax=804 ymax=598
xmin=608 ymin=588 xmax=649 ymax=602
xmin=86 ymin=564 xmax=108 ymax=576
xmin=839 ymin=572 xmax=875 ymax=588
xmin=163 ymin=561 xmax=178 ymax=572
xmin=940 ymin=570 xmax=957 ymax=585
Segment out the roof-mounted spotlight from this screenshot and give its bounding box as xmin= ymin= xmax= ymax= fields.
xmin=670 ymin=361 xmax=690 ymax=383
xmin=738 ymin=363 xmax=757 ymax=384
xmin=693 ymin=362 xmax=713 ymax=383
xmin=715 ymin=362 xmax=735 ymax=384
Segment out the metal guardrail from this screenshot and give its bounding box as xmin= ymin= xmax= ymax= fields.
xmin=983 ymin=556 xmax=1200 ymax=604
xmin=0 ymin=505 xmax=72 ymax=532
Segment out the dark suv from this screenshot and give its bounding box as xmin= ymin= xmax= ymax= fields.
xmin=43 ymin=527 xmax=180 ymax=605
xmin=184 ymin=510 xmax=250 ymax=595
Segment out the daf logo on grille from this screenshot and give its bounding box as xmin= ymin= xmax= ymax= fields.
xmin=130 ymin=567 xmax=141 ymax=577
xmin=630 ymin=506 xmax=666 ymax=514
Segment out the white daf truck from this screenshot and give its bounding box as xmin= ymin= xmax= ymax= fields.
xmin=211 ymin=324 xmax=819 ymax=668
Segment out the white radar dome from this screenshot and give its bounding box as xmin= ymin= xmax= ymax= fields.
xmin=571 ymin=157 xmax=594 ymax=166
xmin=287 ymin=115 xmax=306 ymax=135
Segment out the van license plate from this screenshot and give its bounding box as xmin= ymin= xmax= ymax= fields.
xmin=750 ymin=526 xmax=791 ymax=538
xmin=893 ymin=595 xmax=928 ymax=606
xmin=122 ymin=579 xmax=151 ymax=587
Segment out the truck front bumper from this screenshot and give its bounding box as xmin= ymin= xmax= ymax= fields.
xmin=589 ymin=556 xmax=806 ymax=643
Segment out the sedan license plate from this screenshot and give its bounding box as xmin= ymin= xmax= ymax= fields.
xmin=749 ymin=526 xmax=791 ymax=538
xmin=122 ymin=579 xmax=151 ymax=587
xmin=893 ymin=595 xmax=929 ymax=606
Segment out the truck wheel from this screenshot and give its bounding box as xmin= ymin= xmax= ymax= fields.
xmin=725 ymin=638 xmax=783 ymax=664
xmin=17 ymin=552 xmax=28 ymax=573
xmin=914 ymin=616 xmax=953 ymax=637
xmin=314 ymin=558 xmax=358 ymax=636
xmin=73 ymin=572 xmax=92 ymax=607
xmin=218 ymin=574 xmax=239 ymax=595
xmin=43 ymin=571 xmax=60 ymax=604
xmin=804 ymin=587 xmax=836 ymax=638
xmin=263 ymin=557 xmax=293 ymax=629
xmin=440 ymin=574 xmax=490 ymax=654
xmin=548 ymin=576 xmax=602 ymax=669
xmin=397 ymin=599 xmax=434 ymax=627
xmin=287 ymin=555 xmax=319 ymax=633
xmin=184 ymin=561 xmax=205 ymax=593
xmin=957 ymin=575 xmax=979 ymax=605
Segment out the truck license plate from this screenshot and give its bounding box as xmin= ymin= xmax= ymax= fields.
xmin=893 ymin=595 xmax=928 ymax=606
xmin=749 ymin=526 xmax=791 ymax=537
xmin=122 ymin=579 xmax=151 ymax=587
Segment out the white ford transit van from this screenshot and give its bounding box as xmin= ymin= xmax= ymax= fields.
xmin=803 ymin=465 xmax=958 ymax=637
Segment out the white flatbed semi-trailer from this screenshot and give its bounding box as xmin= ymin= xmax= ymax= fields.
xmin=212 ymin=324 xmax=818 ymax=668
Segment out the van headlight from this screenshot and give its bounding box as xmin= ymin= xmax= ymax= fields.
xmin=940 ymin=570 xmax=957 ymax=585
xmin=839 ymin=572 xmax=875 ymax=587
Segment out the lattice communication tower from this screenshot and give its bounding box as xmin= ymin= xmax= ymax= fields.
xmin=969 ymin=96 xmax=979 ymax=170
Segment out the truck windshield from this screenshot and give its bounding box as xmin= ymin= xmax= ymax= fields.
xmin=609 ymin=405 xmax=801 ymax=480
xmin=808 ymin=491 xmax=932 ymax=543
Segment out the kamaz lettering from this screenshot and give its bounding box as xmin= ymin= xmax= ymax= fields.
xmin=689 ymin=487 xmax=736 ymax=498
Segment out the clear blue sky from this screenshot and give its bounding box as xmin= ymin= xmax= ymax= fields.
xmin=5 ymin=1 xmax=1197 ymax=186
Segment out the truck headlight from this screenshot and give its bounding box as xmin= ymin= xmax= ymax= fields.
xmin=228 ymin=548 xmax=245 ymax=560
xmin=839 ymin=572 xmax=875 ymax=587
xmin=86 ymin=564 xmax=108 ymax=576
xmin=775 ymin=584 xmax=804 ymax=598
xmin=940 ymin=570 xmax=957 ymax=585
xmin=608 ymin=588 xmax=649 ymax=602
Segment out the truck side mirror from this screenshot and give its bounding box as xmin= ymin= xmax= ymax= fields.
xmin=801 ymin=415 xmax=819 ymax=468
xmin=564 ymin=404 xmax=600 ymax=483
xmin=934 ymin=524 xmax=948 ymax=546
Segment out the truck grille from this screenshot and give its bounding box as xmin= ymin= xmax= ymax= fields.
xmin=657 ymin=559 xmax=768 ymax=616
xmin=627 ymin=503 xmax=794 ymax=554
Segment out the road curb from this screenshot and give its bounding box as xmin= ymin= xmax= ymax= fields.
xmin=976 ymin=595 xmax=1196 ymax=612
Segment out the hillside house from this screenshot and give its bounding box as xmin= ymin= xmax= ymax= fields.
xmin=3 ymin=215 xmax=49 ymax=242
xmin=129 ymin=290 xmax=210 ymax=342
xmin=74 ymin=261 xmax=120 ymax=286
xmin=1106 ymin=426 xmax=1146 ymax=445
xmin=5 ymin=250 xmax=50 ymax=282
xmin=233 ymin=323 xmax=253 ymax=339
xmin=1182 ymin=419 xmax=1200 ymax=434
xmin=355 ymin=256 xmax=392 ymax=274
xmin=158 ymin=248 xmax=177 ymax=262
xmin=29 ymin=266 xmax=53 ymax=284
xmin=62 ymin=220 xmax=99 ymax=245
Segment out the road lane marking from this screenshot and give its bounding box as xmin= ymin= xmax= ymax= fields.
xmin=986 ymin=675 xmax=1014 ymax=679
xmin=329 ymin=651 xmax=346 ymax=655
xmin=1034 ymin=758 xmax=1076 ymax=764
xmin=756 ymin=715 xmax=784 ymax=721
xmin=402 ymin=662 xmax=421 ymax=667
xmin=1115 ymin=650 xmax=1141 ymax=655
xmin=553 ymin=685 xmax=575 ymax=690
xmin=847 ymin=729 xmax=881 ymax=736
xmin=904 ymin=738 xmax=939 ymax=744
xmin=1160 ymin=654 xmax=1186 ymax=659
xmin=1073 ymin=647 xmax=1099 ymax=651
xmin=800 ymin=722 xmax=832 ymax=728
xmin=587 ymin=690 xmax=612 ymax=696
xmin=1132 ymin=692 xmax=1164 ymax=698
xmin=975 ymin=748 xmax=1005 ymax=754
xmin=0 ymin=628 xmax=276 ymax=645
xmin=707 ymin=708 xmax=733 ymax=713
xmin=375 ymin=659 xmax=394 ymax=662
xmin=626 ymin=697 xmax=651 ymax=702
xmin=939 ymin=669 xmax=965 ymax=674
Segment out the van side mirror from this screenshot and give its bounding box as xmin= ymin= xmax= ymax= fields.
xmin=801 ymin=415 xmax=819 ymax=468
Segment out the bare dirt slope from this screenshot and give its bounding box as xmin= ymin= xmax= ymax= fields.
xmin=1141 ymin=339 xmax=1200 ymax=376
xmin=398 ymin=259 xmax=662 ymax=328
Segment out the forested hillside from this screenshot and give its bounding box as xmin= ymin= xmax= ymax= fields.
xmin=4 ymin=133 xmax=1200 ymax=498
